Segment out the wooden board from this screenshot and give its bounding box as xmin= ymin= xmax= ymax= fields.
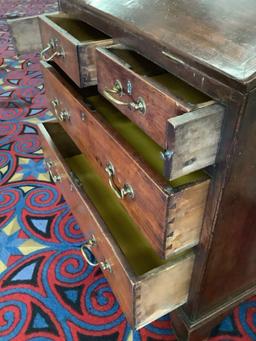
xmin=8 ymin=15 xmax=42 ymax=54
xmin=59 ymin=0 xmax=256 ymax=89
xmin=42 ymin=61 xmax=210 ymax=259
xmin=38 ymin=120 xmax=195 ymax=329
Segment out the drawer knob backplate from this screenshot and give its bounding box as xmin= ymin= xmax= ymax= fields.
xmin=45 ymin=158 xmax=61 ymax=183
xmin=50 ymin=98 xmax=70 ymax=122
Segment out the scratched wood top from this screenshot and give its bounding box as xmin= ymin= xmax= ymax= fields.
xmin=60 ymin=0 xmax=256 ymax=88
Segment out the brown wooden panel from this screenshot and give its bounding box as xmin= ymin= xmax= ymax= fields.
xmin=96 ymin=47 xmax=187 ymax=148
xmin=42 ymin=61 xmax=210 ymax=260
xmin=78 ymin=39 xmax=113 ymax=86
xmin=38 ymin=121 xmax=195 ymax=329
xmin=42 ymin=62 xmax=170 ymax=258
xmin=136 ymin=253 xmax=195 ymax=328
xmin=166 ymin=180 xmax=210 ymax=257
xmin=39 ymin=15 xmax=81 ymax=85
xmin=192 ymin=88 xmax=256 ymax=315
xmin=60 ymin=0 xmax=256 ymax=89
xmin=167 ymin=104 xmax=224 ymax=179
xmin=39 ymin=14 xmax=113 ymax=87
xmin=8 ymin=15 xmax=43 ymax=54
xmin=96 ymin=47 xmax=224 ymax=177
xmin=38 ymin=121 xmax=136 ymax=325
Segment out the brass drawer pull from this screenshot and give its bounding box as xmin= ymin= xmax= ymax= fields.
xmin=50 ymin=98 xmax=70 ymax=122
xmin=49 ymin=168 xmax=61 ymax=184
xmin=45 ymin=159 xmax=61 ymax=183
xmin=105 ymin=162 xmax=135 ymax=199
xmin=40 ymin=38 xmax=65 ymax=62
xmin=58 ymin=110 xmax=70 ymax=122
xmin=103 ymin=80 xmax=146 ymax=114
xmin=81 ymin=235 xmax=112 ymax=272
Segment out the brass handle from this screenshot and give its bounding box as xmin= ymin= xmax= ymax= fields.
xmin=50 ymin=98 xmax=70 ymax=121
xmin=81 ymin=236 xmax=112 ymax=272
xmin=40 ymin=38 xmax=65 ymax=62
xmin=45 ymin=159 xmax=61 ymax=183
xmin=45 ymin=159 xmax=54 ymax=169
xmin=105 ymin=162 xmax=134 ymax=199
xmin=58 ymin=110 xmax=70 ymax=122
xmin=49 ymin=168 xmax=61 ymax=183
xmin=103 ymin=81 xmax=146 ymax=114
xmin=51 ymin=98 xmax=59 ymax=109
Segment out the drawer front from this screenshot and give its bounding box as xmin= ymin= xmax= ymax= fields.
xmin=96 ymin=47 xmax=186 ymax=148
xmin=42 ymin=62 xmax=210 ymax=259
xmin=42 ymin=62 xmax=170 ymax=258
xmin=96 ymin=47 xmax=224 ymax=179
xmin=39 ymin=15 xmax=81 ymax=86
xmin=38 ymin=121 xmax=195 ymax=329
xmin=38 ymin=122 xmax=135 ymax=325
xmin=39 ymin=14 xmax=113 ymax=87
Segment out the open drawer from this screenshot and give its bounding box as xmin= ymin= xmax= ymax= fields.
xmin=8 ymin=13 xmax=113 ymax=87
xmin=96 ymin=45 xmax=224 ymax=179
xmin=38 ymin=120 xmax=195 ymax=329
xmin=42 ymin=61 xmax=210 ymax=259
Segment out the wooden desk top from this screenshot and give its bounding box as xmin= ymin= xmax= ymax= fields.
xmin=61 ymin=0 xmax=256 ymax=88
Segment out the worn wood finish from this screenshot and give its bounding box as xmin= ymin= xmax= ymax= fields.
xmin=39 ymin=13 xmax=112 ymax=87
xmin=9 ymin=2 xmax=256 ymax=338
xmin=38 ymin=121 xmax=135 ymax=325
xmin=96 ymin=47 xmax=224 ymax=178
xmin=167 ymin=104 xmax=224 ymax=179
xmin=166 ymin=181 xmax=210 ymax=257
xmin=96 ymin=46 xmax=224 ymax=153
xmin=96 ymin=46 xmax=188 ymax=148
xmin=38 ymin=120 xmax=195 ymax=329
xmin=60 ymin=0 xmax=256 ymax=91
xmin=8 ymin=15 xmax=42 ymax=54
xmin=42 ymin=61 xmax=210 ymax=259
xmin=189 ymin=87 xmax=256 ymax=316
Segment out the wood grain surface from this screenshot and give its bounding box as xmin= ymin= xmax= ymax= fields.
xmin=42 ymin=61 xmax=210 ymax=259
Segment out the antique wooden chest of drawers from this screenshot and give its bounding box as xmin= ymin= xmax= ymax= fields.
xmin=9 ymin=1 xmax=256 ymax=339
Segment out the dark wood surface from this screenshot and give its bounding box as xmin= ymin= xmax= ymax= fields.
xmin=39 ymin=15 xmax=81 ymax=86
xmin=38 ymin=121 xmax=136 ymax=327
xmin=191 ymin=87 xmax=256 ymax=315
xmin=39 ymin=14 xmax=113 ymax=87
xmin=96 ymin=47 xmax=188 ymax=148
xmin=41 ymin=61 xmax=210 ymax=259
xmin=60 ymin=0 xmax=256 ymax=90
xmin=38 ymin=121 xmax=196 ymax=329
xmin=96 ymin=47 xmax=224 ymax=180
xmin=37 ymin=2 xmax=256 ymax=338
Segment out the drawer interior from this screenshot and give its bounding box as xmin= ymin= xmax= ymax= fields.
xmin=107 ymin=47 xmax=210 ymax=106
xmin=44 ymin=122 xmax=193 ymax=276
xmin=45 ymin=122 xmax=163 ymax=275
xmin=46 ymin=13 xmax=110 ymax=42
xmin=85 ymin=95 xmax=209 ymax=189
xmin=46 ymin=63 xmax=209 ymax=188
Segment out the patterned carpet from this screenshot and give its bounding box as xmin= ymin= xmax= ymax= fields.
xmin=0 ymin=1 xmax=255 ymax=340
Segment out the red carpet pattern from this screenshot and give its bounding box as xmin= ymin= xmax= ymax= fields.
xmin=0 ymin=1 xmax=255 ymax=340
